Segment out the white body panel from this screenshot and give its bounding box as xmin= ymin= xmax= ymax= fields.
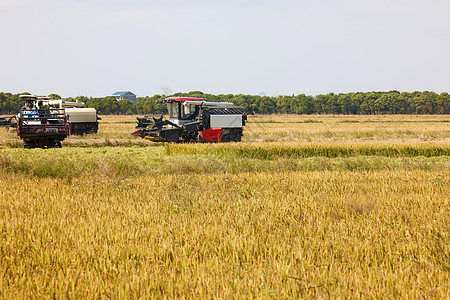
xmin=183 ymin=101 xmax=235 ymax=107
xmin=210 ymin=114 xmax=242 ymax=128
xmin=170 ymin=119 xmax=191 ymax=126
xmin=66 ymin=108 xmax=97 ymax=123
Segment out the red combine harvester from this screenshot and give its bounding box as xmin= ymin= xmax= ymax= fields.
xmin=132 ymin=97 xmax=246 ymax=142
xmin=1 ymin=95 xmax=100 ymax=148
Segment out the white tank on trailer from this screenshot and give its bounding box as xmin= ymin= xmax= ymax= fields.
xmin=66 ymin=108 xmax=97 ymax=123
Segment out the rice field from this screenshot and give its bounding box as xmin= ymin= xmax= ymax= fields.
xmin=0 ymin=114 xmax=449 ymax=298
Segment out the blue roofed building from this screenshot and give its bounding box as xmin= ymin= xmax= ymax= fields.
xmin=111 ymin=91 xmax=137 ymax=105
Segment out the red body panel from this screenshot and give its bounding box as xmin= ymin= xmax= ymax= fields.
xmin=165 ymin=97 xmax=204 ymax=102
xmin=131 ymin=129 xmax=142 ymax=136
xmin=199 ymin=128 xmax=222 ymax=142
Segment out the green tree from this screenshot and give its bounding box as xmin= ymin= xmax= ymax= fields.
xmin=48 ymin=93 xmax=62 ymax=99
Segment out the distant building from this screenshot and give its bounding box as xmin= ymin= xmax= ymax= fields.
xmin=111 ymin=91 xmax=137 ymax=105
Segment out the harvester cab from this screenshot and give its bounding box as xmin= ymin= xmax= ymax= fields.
xmin=132 ymin=97 xmax=247 ymax=143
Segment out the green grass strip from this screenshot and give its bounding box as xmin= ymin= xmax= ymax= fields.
xmin=166 ymin=144 xmax=450 ymax=158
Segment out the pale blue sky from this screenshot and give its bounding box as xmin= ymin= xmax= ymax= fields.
xmin=1 ymin=0 xmax=449 ymax=97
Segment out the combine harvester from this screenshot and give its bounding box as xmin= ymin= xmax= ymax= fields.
xmin=0 ymin=95 xmax=100 ymax=148
xmin=132 ymin=97 xmax=247 ymax=142
xmin=16 ymin=95 xmax=69 ymax=148
xmin=0 ymin=115 xmax=16 ymax=129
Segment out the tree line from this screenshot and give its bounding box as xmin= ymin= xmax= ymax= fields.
xmin=1 ymin=90 xmax=449 ymax=115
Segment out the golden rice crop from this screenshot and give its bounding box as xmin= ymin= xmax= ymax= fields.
xmin=0 ymin=114 xmax=448 ymax=298
xmin=0 ymin=160 xmax=448 ymax=298
xmin=0 ymin=171 xmax=448 ymax=298
xmin=1 ymin=114 xmax=449 ymax=147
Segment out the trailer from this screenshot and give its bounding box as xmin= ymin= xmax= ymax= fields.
xmin=66 ymin=107 xmax=99 ymax=135
xmin=132 ymin=97 xmax=246 ymax=142
xmin=38 ymin=97 xmax=100 ymax=135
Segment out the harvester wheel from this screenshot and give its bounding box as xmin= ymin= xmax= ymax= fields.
xmin=23 ymin=140 xmax=35 ymax=149
xmin=45 ymin=140 xmax=62 ymax=148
